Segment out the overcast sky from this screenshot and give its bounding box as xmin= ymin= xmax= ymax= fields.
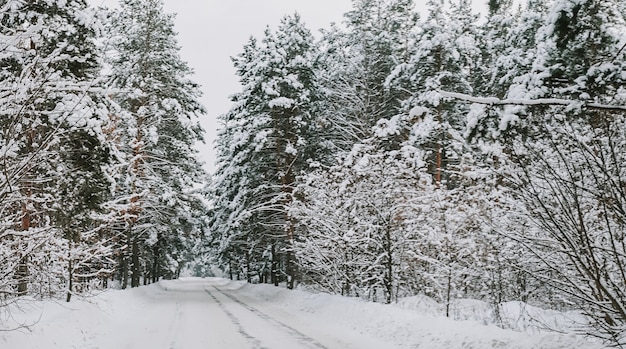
xmin=89 ymin=0 xmax=486 ymax=174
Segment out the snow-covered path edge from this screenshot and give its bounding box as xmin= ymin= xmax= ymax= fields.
xmin=0 ymin=277 xmax=606 ymax=349
xmin=231 ymin=281 xmax=604 ymax=349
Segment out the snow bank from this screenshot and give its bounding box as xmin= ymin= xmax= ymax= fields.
xmin=0 ymin=286 xmax=155 ymax=348
xmin=396 ymin=296 xmax=589 ymax=334
xmin=234 ymin=282 xmax=603 ymax=349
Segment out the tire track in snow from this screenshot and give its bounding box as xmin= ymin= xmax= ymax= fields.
xmin=168 ymin=298 xmax=182 ymax=349
xmin=204 ymin=289 xmax=266 ymax=349
xmin=208 ymin=286 xmax=330 ymax=349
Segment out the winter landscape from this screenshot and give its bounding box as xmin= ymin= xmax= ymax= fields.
xmin=0 ymin=277 xmax=608 ymax=348
xmin=2 ymin=0 xmax=626 ymax=348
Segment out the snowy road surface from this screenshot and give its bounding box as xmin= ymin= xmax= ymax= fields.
xmin=107 ymin=278 xmax=378 ymax=349
xmin=1 ymin=277 xmax=606 ymax=349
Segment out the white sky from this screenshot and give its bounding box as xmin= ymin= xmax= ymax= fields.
xmin=88 ymin=0 xmax=487 ymax=174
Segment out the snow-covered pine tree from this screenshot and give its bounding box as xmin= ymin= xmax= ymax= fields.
xmin=209 ymin=37 xmax=267 ymax=283
xmin=106 ymin=0 xmax=207 ymax=288
xmin=315 ymin=0 xmax=418 ymax=154
xmin=386 ymin=0 xmax=480 ymax=187
xmin=474 ymin=0 xmax=518 ymax=98
xmin=210 ymin=14 xmax=321 ymax=288
xmin=0 ymin=0 xmax=114 ymax=300
xmin=466 ymin=0 xmax=553 ymax=141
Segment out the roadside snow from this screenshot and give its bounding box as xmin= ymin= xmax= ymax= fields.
xmin=0 ymin=278 xmax=606 ymax=349
xmin=235 ymin=282 xmax=604 ymax=349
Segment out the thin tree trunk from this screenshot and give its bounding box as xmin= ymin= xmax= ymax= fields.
xmin=384 ymin=225 xmax=393 ymax=304
xmin=271 ymin=243 xmax=278 ymax=286
xmin=17 ymin=190 xmax=31 ymax=296
xmin=121 ymin=230 xmax=131 ymax=289
xmin=131 ymin=236 xmax=140 ymax=287
xmin=152 ymin=243 xmax=159 ymax=283
xmin=246 ymin=252 xmax=252 ymax=283
xmin=16 ymin=258 xmax=28 ymax=296
xmin=228 ymin=256 xmax=233 ymax=280
xmin=435 ymin=104 xmax=443 ymax=187
xmin=66 ymin=258 xmax=73 ymax=302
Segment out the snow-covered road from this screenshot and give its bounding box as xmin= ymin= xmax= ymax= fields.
xmin=115 ymin=278 xmax=352 ymax=349
xmin=89 ymin=278 xmax=392 ymax=349
xmin=1 ymin=277 xmax=607 ymax=349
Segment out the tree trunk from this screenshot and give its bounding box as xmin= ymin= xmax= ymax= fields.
xmin=285 ymin=247 xmax=294 ymax=289
xmin=384 ymin=225 xmax=393 ymax=304
xmin=152 ymin=243 xmax=160 ymax=283
xmin=228 ymin=256 xmax=233 ymax=280
xmin=271 ymin=243 xmax=279 ymax=286
xmin=120 ymin=256 xmax=129 ymax=289
xmin=16 ymin=258 xmax=28 ymax=296
xmin=246 ymin=252 xmax=252 ymax=283
xmin=121 ymin=230 xmax=131 ymax=289
xmin=131 ymin=236 xmax=140 ymax=288
xmin=17 ymin=187 xmax=32 ymax=296
xmin=66 ymin=258 xmax=73 ymax=302
xmin=445 ymin=268 xmax=452 ymax=318
xmin=343 ymin=250 xmax=351 ymax=297
xmin=435 ymin=103 xmax=443 ymax=187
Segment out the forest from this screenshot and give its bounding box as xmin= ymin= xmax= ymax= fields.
xmin=0 ymin=0 xmax=208 ymax=303
xmin=2 ymin=0 xmax=626 ymax=347
xmin=209 ymin=0 xmax=626 ymax=346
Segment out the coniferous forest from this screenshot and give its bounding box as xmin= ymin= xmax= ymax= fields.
xmin=3 ymin=0 xmax=626 ymax=346
xmin=0 ymin=0 xmax=208 ymax=303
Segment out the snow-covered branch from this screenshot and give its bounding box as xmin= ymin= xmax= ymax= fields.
xmin=439 ymin=90 xmax=626 ymax=112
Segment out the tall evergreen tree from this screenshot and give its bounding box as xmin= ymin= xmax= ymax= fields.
xmin=468 ymin=0 xmax=551 ymax=140
xmin=0 ymin=0 xmax=114 ymax=300
xmin=211 ymin=14 xmax=321 ymax=288
xmin=106 ymin=0 xmax=207 ymax=288
xmin=386 ymin=0 xmax=479 ymax=186
xmin=312 ymin=0 xmax=418 ymax=156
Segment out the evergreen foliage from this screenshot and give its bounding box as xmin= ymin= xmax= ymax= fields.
xmin=105 ymin=0 xmax=208 ymax=289
xmin=210 ymin=14 xmax=321 ymax=288
xmin=211 ymin=0 xmax=626 ymax=346
xmin=0 ymin=0 xmax=208 ymax=305
xmin=0 ymin=0 xmax=113 ymax=302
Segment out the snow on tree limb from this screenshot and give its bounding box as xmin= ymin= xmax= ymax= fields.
xmin=439 ymin=90 xmax=626 ymax=112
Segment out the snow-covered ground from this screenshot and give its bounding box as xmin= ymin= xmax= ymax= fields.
xmin=0 ymin=277 xmax=606 ymax=349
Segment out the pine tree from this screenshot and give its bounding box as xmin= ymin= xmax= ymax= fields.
xmin=0 ymin=0 xmax=114 ymax=300
xmin=386 ymin=0 xmax=479 ymax=187
xmin=344 ymin=0 xmax=418 ymax=122
xmin=210 ymin=14 xmax=321 ymax=288
xmin=474 ymin=0 xmax=518 ymax=99
xmin=467 ymin=0 xmax=551 ymax=140
xmin=315 ymin=0 xmax=418 ymax=153
xmin=106 ymin=0 xmax=207 ymax=288
xmin=209 ymin=36 xmax=268 ymax=282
